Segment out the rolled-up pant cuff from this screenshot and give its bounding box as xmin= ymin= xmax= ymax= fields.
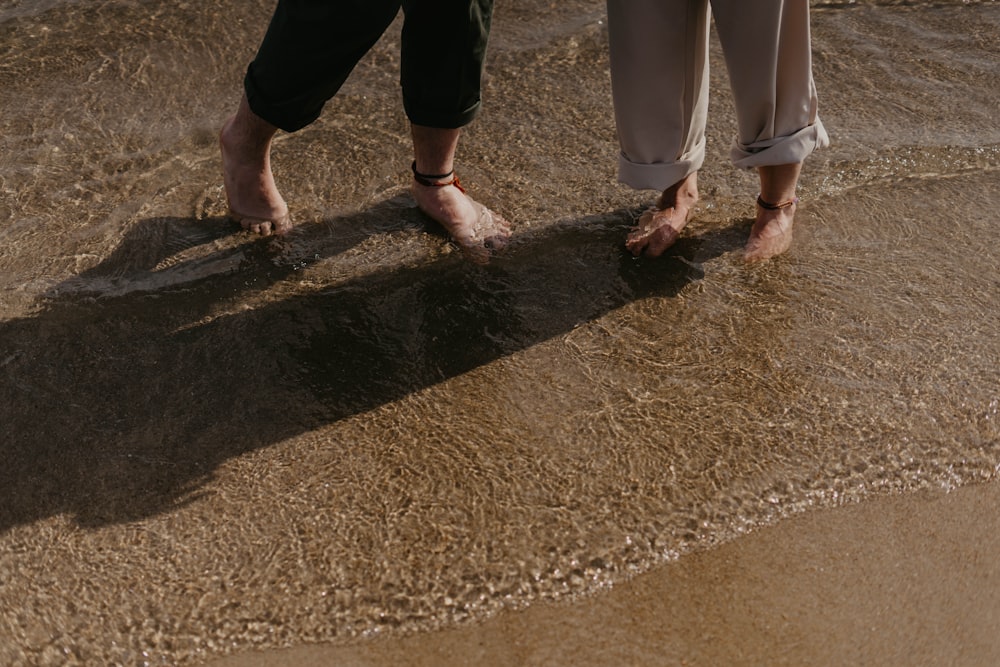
xmin=731 ymin=120 xmax=831 ymax=170
xmin=404 ymin=100 xmax=481 ymax=130
xmin=617 ymin=139 xmax=706 ymax=192
xmin=244 ymin=66 xmax=324 ymax=132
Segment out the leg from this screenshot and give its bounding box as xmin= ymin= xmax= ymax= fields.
xmin=401 ymin=0 xmax=510 ymax=262
xmin=222 ymin=0 xmax=402 ymax=235
xmin=409 ymin=125 xmax=511 ymax=264
xmin=220 ymin=94 xmax=288 ymax=236
xmin=711 ymin=0 xmax=829 ymax=260
xmin=606 ymin=0 xmax=711 ymax=256
xmin=746 ymin=162 xmax=801 ymax=262
xmin=711 ymin=0 xmax=826 ymax=168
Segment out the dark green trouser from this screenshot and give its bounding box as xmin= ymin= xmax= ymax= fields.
xmin=244 ymin=0 xmax=494 ymax=132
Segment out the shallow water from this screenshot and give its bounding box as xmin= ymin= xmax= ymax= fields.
xmin=1 ymin=1 xmax=998 ymax=665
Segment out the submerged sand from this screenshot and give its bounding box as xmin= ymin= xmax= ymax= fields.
xmin=1 ymin=1 xmax=998 ymax=666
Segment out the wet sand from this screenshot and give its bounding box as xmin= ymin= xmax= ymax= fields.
xmin=208 ymin=480 xmax=1000 ymax=667
xmin=1 ymin=1 xmax=999 ymax=666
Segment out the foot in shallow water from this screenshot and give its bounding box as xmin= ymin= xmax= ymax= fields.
xmin=625 ymin=172 xmax=699 ymax=258
xmin=745 ymin=199 xmax=796 ymax=263
xmin=219 ymin=112 xmax=290 ymax=237
xmin=410 ymin=176 xmax=511 ymax=264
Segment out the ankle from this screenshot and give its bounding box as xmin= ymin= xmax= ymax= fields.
xmin=657 ymin=173 xmax=699 ymax=209
xmin=221 ymin=124 xmax=265 ymax=167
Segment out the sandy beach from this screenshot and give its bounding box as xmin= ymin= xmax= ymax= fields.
xmin=209 ymin=480 xmax=1000 ymax=666
xmin=1 ymin=1 xmax=998 ymax=665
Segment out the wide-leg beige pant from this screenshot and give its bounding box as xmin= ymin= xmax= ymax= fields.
xmin=607 ymin=0 xmax=830 ymax=191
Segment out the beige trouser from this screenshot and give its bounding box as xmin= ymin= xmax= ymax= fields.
xmin=607 ymin=0 xmax=830 ymax=191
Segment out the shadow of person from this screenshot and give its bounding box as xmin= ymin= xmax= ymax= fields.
xmin=0 ymin=200 xmax=743 ymax=533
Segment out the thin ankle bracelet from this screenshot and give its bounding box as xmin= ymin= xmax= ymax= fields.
xmin=756 ymin=194 xmax=799 ymax=210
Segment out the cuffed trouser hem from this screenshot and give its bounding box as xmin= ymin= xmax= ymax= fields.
xmin=245 ymin=67 xmax=328 ymax=133
xmin=404 ymin=100 xmax=481 ymax=130
xmin=618 ymin=138 xmax=706 ymax=191
xmin=731 ymin=119 xmax=830 ymax=170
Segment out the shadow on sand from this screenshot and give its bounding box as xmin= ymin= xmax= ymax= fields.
xmin=0 ymin=197 xmax=748 ymax=533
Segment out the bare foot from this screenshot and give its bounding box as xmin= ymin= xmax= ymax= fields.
xmin=626 ymin=172 xmax=699 ymax=257
xmin=219 ymin=102 xmax=290 ymax=236
xmin=745 ymin=200 xmax=796 ymax=262
xmin=411 ymin=178 xmax=511 ymax=264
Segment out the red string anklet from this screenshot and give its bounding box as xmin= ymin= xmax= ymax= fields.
xmin=756 ymin=194 xmax=799 ymax=210
xmin=411 ymin=161 xmax=466 ymax=193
